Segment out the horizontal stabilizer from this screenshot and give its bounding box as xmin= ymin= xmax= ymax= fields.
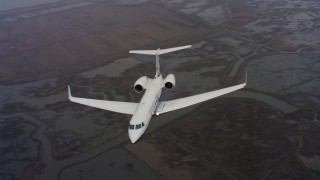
xmin=129 ymin=45 xmax=192 ymax=55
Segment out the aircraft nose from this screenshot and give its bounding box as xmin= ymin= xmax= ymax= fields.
xmin=128 ymin=130 xmax=140 ymax=143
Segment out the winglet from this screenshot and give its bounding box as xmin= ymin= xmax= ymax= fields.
xmin=68 ymin=85 xmax=72 ymax=100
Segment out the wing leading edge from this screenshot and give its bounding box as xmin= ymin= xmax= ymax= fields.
xmin=156 ymin=74 xmax=247 ymax=115
xmin=68 ymin=86 xmax=138 ymax=115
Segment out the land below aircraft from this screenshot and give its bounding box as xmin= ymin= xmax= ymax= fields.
xmin=68 ymin=45 xmax=247 ymax=143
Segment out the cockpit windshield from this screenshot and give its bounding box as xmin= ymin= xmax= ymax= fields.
xmin=129 ymin=124 xmax=135 ymax=130
xmin=129 ymin=122 xmax=145 ymax=130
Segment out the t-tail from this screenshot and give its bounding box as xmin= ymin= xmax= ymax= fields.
xmin=129 ymin=45 xmax=192 ymax=77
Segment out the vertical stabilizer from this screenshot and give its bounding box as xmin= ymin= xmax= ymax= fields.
xmin=156 ymin=48 xmax=160 ymax=77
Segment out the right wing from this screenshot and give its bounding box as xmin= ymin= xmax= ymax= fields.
xmin=68 ymin=86 xmax=138 ymax=115
xmin=156 ymin=76 xmax=247 ymax=115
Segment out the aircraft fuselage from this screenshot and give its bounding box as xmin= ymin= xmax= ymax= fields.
xmin=128 ymin=75 xmax=163 ymax=143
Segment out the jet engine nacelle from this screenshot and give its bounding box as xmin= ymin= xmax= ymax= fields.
xmin=134 ymin=76 xmax=148 ymax=93
xmin=163 ymin=74 xmax=176 ymax=90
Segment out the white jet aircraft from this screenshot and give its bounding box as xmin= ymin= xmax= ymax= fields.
xmin=68 ymin=45 xmax=247 ymax=143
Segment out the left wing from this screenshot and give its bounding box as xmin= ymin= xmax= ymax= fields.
xmin=156 ymin=75 xmax=247 ymax=115
xmin=68 ymin=86 xmax=138 ymax=115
